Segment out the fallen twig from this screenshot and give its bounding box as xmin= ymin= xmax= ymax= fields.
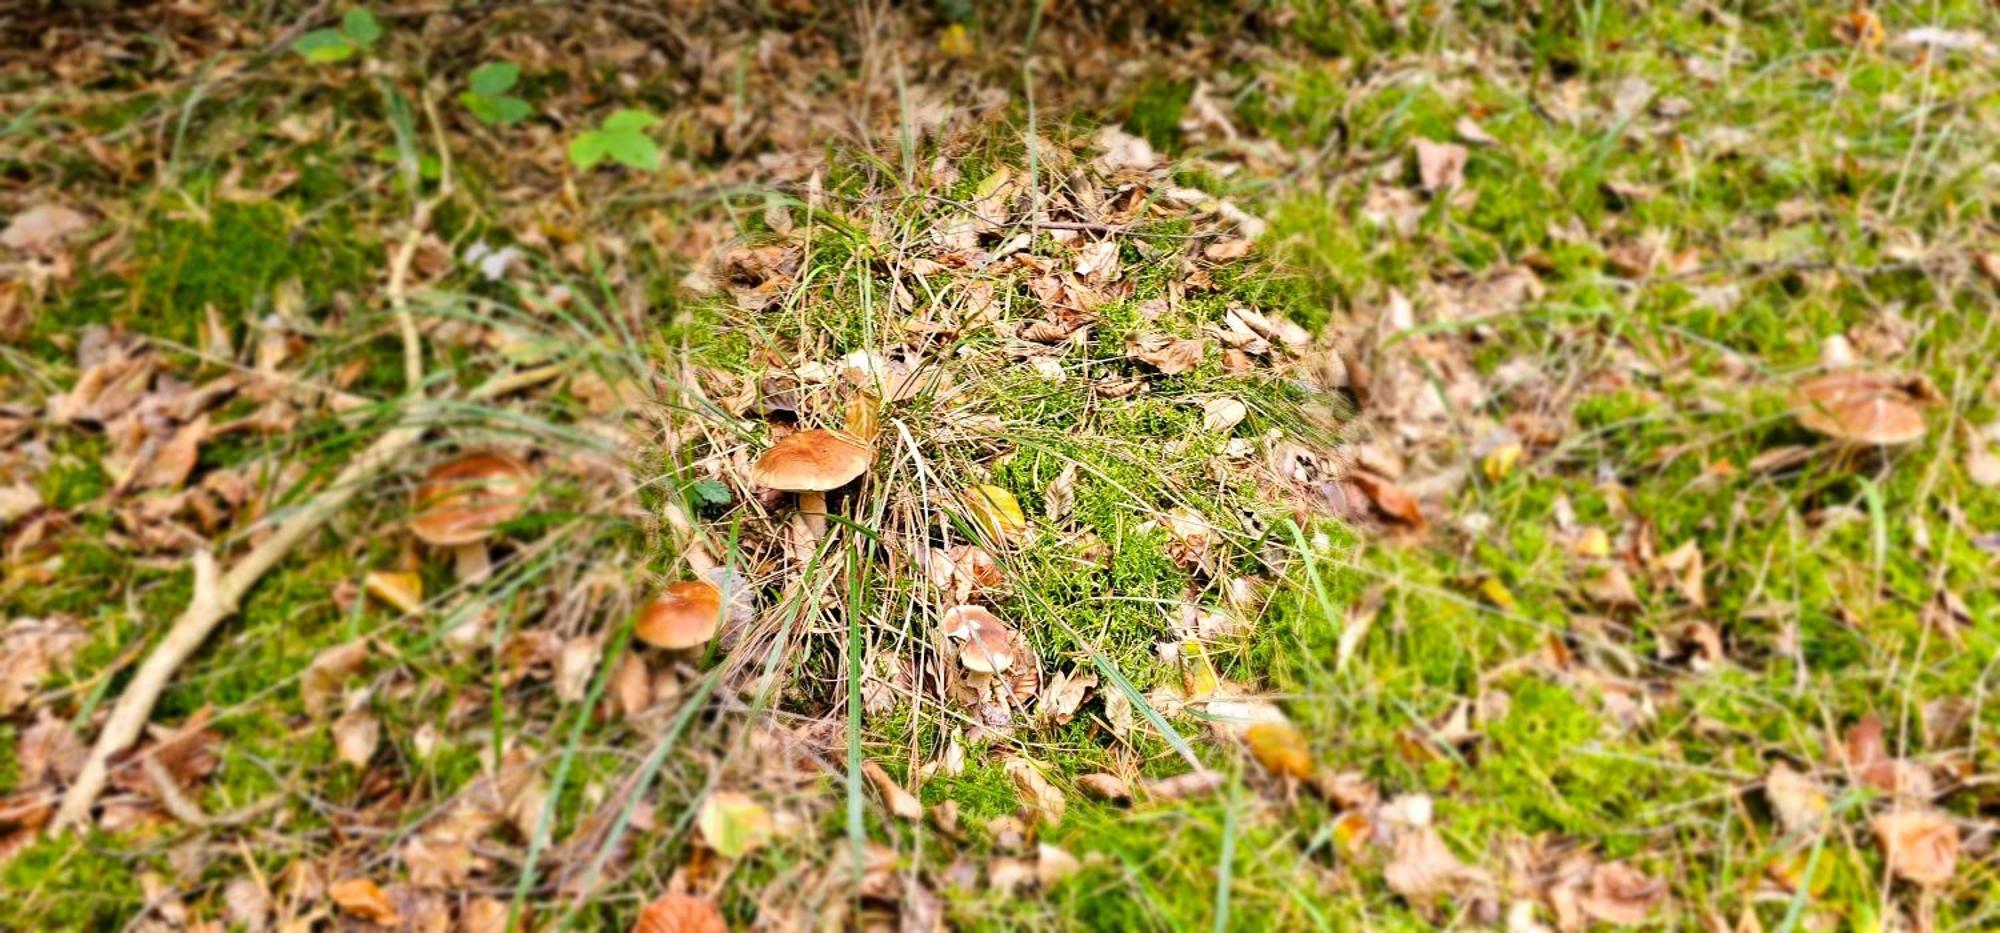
xmin=49 ymin=92 xmax=456 ymax=835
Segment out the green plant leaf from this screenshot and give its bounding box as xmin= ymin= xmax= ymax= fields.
xmin=568 ymin=132 xmax=610 ymax=170
xmin=602 ymin=130 xmax=661 ymax=171
xmin=341 ymin=8 xmax=382 ymax=45
xmin=688 ymin=479 xmax=732 ymax=508
xmin=468 ymin=61 xmax=519 ymax=96
xmin=462 ymin=93 xmax=531 ymax=126
xmin=293 ymin=29 xmax=357 ymax=63
xmin=601 ymin=109 xmax=658 ymax=132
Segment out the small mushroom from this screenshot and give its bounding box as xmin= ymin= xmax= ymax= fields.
xmin=750 ymin=429 xmax=872 ymax=535
xmin=635 ymin=580 xmax=724 ymax=650
xmin=941 ymin=605 xmax=1015 ymax=673
xmin=1792 ymin=373 xmax=1929 ymax=446
xmin=410 ymin=452 xmax=535 ymax=581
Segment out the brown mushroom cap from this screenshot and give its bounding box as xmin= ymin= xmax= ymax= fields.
xmin=636 ymin=580 xmax=724 ymax=650
xmin=750 ymin=429 xmax=871 ymax=492
xmin=410 ymin=452 xmax=535 ymax=546
xmin=941 ymin=604 xmax=1015 ymax=673
xmin=1792 ymin=374 xmax=1928 ymax=446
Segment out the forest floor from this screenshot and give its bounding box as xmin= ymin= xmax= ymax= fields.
xmin=3 ymin=2 xmax=1999 ymax=930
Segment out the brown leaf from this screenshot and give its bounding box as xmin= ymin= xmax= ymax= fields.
xmin=136 ymin=415 xmax=208 ymax=491
xmin=329 ymin=878 xmax=400 ymax=925
xmin=1005 ymin=757 xmax=1066 ymax=824
xmin=0 ymin=617 xmax=87 ymax=715
xmin=1043 ymin=463 xmax=1077 ymax=523
xmin=1350 ymin=470 xmax=1425 ymax=529
xmin=1076 ymin=772 xmax=1131 ymax=802
xmin=1577 ymin=862 xmax=1667 ymax=925
xmin=2 ymin=204 xmax=91 ymax=255
xmin=1414 ymin=139 xmax=1469 ymax=193
xmin=634 ymin=893 xmax=728 ymax=933
xmin=1202 ymin=397 xmax=1248 ymax=434
xmin=1764 ymin=762 xmax=1829 ymax=835
xmin=300 ymin=641 xmax=370 ymax=718
xmin=333 ymin=704 xmax=380 ymax=768
xmin=1203 ymin=238 xmax=1253 ymax=262
xmin=1140 ymin=770 xmax=1224 ymax=801
xmin=1871 ymin=809 xmax=1959 ymax=887
xmin=1384 ymin=826 xmax=1486 ymax=900
xmin=1127 ymin=332 xmax=1206 ymax=375
xmin=862 ymin=760 xmax=924 ymax=821
xmin=1037 ymin=843 xmax=1083 ymax=887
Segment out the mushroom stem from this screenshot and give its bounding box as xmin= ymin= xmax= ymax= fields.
xmin=796 ymin=490 xmax=829 ymax=538
xmin=451 ymin=543 xmax=492 ymax=583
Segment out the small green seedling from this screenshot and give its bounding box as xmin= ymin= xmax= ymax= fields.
xmin=293 ymin=9 xmax=382 ymax=63
xmin=568 ymin=109 xmax=661 ymax=172
xmin=462 ymin=62 xmax=533 ymax=126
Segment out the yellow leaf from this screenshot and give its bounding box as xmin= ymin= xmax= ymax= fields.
xmin=937 ymin=23 xmax=974 ymax=58
xmin=1572 ymin=527 xmax=1611 ymax=559
xmin=1180 ymin=639 xmax=1219 ymax=699
xmin=965 ymin=484 xmax=1027 ymax=543
xmin=1478 ymin=577 xmax=1517 ymax=612
xmin=1481 ymin=442 xmax=1523 ymax=482
xmin=843 ymin=391 xmax=881 ymax=444
xmin=1245 ymin=721 xmax=1314 ymax=779
xmin=697 ymin=791 xmax=774 ymax=859
xmin=363 ymin=571 xmax=424 ymax=615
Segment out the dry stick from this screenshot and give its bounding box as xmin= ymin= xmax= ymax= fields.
xmin=50 ymin=92 xmax=455 ymax=835
xmin=49 ymin=424 xmax=425 ymax=831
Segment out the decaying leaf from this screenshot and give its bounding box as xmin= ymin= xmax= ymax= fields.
xmin=1 ymin=204 xmax=91 ymax=254
xmin=697 ymin=791 xmax=774 ymax=858
xmin=1871 ymin=809 xmax=1959 ymax=887
xmin=1077 ymin=772 xmax=1132 ymax=802
xmin=1414 ymin=139 xmax=1469 ymax=193
xmin=862 ymin=760 xmax=924 ymax=821
xmin=1764 ymin=762 xmax=1829 ymax=835
xmin=1037 ymin=843 xmax=1083 ymax=887
xmin=329 ymin=877 xmax=400 ymax=925
xmin=332 ymin=702 xmax=380 ymax=768
xmin=1202 ymin=397 xmax=1248 ymax=433
xmin=635 ymin=893 xmax=728 ymax=933
xmin=1384 ymin=826 xmax=1487 ymax=900
xmin=1005 ymin=757 xmax=1066 ymax=824
xmin=1245 ymin=721 xmax=1314 ymax=779
xmin=1140 ymin=770 xmax=1224 ymax=801
xmin=299 ymin=640 xmax=370 ymax=718
xmin=1126 ymin=332 xmax=1206 ymax=375
xmin=964 ymin=484 xmax=1028 ymax=543
xmin=1576 ymin=862 xmax=1667 ymax=925
xmin=363 ymin=570 xmax=424 ymax=616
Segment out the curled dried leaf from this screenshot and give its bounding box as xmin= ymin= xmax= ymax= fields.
xmin=634 ymin=893 xmax=728 ymax=933
xmin=1872 ymin=809 xmax=1959 ymax=887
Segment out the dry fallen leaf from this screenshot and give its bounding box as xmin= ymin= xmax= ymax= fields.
xmin=1872 ymin=809 xmax=1959 ymax=887
xmin=1764 ymin=762 xmax=1829 ymax=835
xmin=964 ymin=484 xmax=1028 ymax=543
xmin=1037 ymin=843 xmax=1083 ymax=887
xmin=1202 ymin=397 xmax=1248 ymax=433
xmin=299 ymin=640 xmax=370 ymax=718
xmin=1244 ymin=721 xmax=1314 ymax=779
xmin=1384 ymin=826 xmax=1486 ymax=900
xmin=862 ymin=760 xmax=924 ymax=821
xmin=1005 ymin=757 xmax=1066 ymax=824
xmin=329 ymin=877 xmax=400 ymax=925
xmin=1 ymin=204 xmax=91 ymax=254
xmin=1127 ymin=332 xmax=1206 ymax=375
xmin=363 ymin=570 xmax=424 ymax=616
xmin=1077 ymin=772 xmax=1132 ymax=802
xmin=634 ymin=893 xmax=728 ymax=933
xmin=332 ymin=703 xmax=380 ymax=768
xmin=1576 ymin=861 xmax=1667 ymax=925
xmin=697 ymin=791 xmax=774 ymax=858
xmin=1414 ymin=139 xmax=1469 ymax=193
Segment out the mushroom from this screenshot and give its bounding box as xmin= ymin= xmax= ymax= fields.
xmin=750 ymin=429 xmax=871 ymax=535
xmin=941 ymin=605 xmax=1015 ymax=673
xmin=410 ymin=452 xmax=535 ymax=582
xmin=635 ymin=580 xmax=724 ymax=650
xmin=1791 ymin=373 xmax=1928 ymax=446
